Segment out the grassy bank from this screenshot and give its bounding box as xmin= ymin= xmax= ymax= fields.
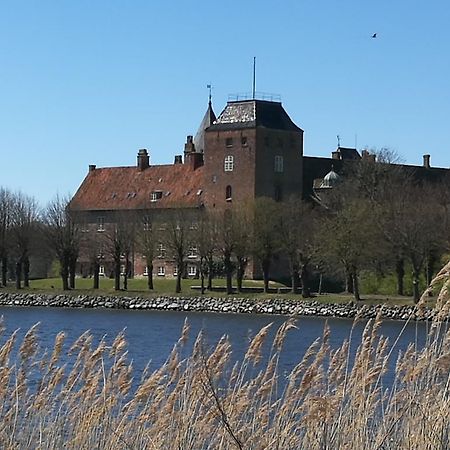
xmin=15 ymin=277 xmax=423 ymax=306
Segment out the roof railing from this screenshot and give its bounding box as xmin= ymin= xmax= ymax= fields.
xmin=228 ymin=92 xmax=282 ymax=102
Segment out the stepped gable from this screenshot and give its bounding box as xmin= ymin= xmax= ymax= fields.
xmin=69 ymin=164 xmax=205 ymax=211
xmin=193 ymin=101 xmax=216 ymax=153
xmin=208 ymin=99 xmax=303 ymax=131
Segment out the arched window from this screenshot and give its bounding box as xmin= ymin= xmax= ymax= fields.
xmin=226 ymin=185 xmax=232 ymax=201
xmin=224 ymin=155 xmax=234 ymax=172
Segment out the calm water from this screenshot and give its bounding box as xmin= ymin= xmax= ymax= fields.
xmin=0 ymin=306 xmax=432 ymax=385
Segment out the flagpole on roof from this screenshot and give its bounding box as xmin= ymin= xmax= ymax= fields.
xmin=252 ymin=57 xmax=256 ymax=100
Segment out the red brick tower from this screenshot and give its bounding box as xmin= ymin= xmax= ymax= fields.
xmin=203 ymin=99 xmax=304 ymax=208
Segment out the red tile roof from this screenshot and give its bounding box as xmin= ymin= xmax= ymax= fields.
xmin=69 ymin=164 xmax=205 ymax=211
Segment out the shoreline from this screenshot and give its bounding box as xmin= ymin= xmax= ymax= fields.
xmin=0 ymin=292 xmax=439 ymax=322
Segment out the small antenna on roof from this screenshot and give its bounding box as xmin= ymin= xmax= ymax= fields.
xmin=337 ymin=134 xmax=341 ymax=147
xmin=207 ymin=84 xmax=212 ymax=105
xmin=252 ymin=57 xmax=256 ymax=99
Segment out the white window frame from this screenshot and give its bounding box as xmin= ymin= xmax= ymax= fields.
xmin=224 ymin=155 xmax=234 ymax=172
xmin=99 ymin=265 xmax=105 ymax=276
xmin=143 ymin=216 xmax=151 ymax=231
xmin=150 ymin=191 xmax=163 ymax=202
xmin=157 ymin=266 xmax=165 ymax=276
xmin=173 ymin=266 xmax=178 ymax=276
xmin=188 ymin=264 xmax=197 ymax=276
xmin=143 ymin=265 xmax=149 ymax=276
xmin=188 ymin=246 xmax=198 ymax=258
xmin=274 ymin=155 xmax=284 ymax=173
xmin=157 ymin=243 xmax=166 ymax=258
xmin=97 ymin=217 xmax=105 ymax=232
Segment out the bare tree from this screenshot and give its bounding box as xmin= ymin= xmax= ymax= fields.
xmin=43 ymin=195 xmax=80 ymax=290
xmin=137 ymin=214 xmax=160 ymax=290
xmin=11 ymin=192 xmax=40 ymax=289
xmin=105 ymin=212 xmax=136 ymax=291
xmin=231 ymin=204 xmax=253 ymax=293
xmin=193 ymin=211 xmax=218 ymax=294
xmin=317 ymin=199 xmax=383 ymax=302
xmin=252 ymin=198 xmax=282 ymax=293
xmin=164 ymin=210 xmax=194 ymax=294
xmin=279 ymin=197 xmax=317 ymax=296
xmin=217 ymin=210 xmax=235 ymax=295
xmin=0 ymin=188 xmax=13 ymax=287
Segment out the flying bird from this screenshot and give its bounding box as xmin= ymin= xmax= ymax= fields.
xmin=372 ymin=33 xmax=377 ymax=38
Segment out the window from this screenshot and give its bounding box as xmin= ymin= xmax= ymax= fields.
xmin=226 ymin=185 xmax=232 ymax=202
xmin=150 ymin=191 xmax=163 ymax=202
xmin=241 ymin=136 xmax=248 ymax=147
xmin=99 ymin=265 xmax=105 ymax=276
xmin=274 ymin=155 xmax=284 ymax=173
xmin=143 ymin=266 xmax=148 ymax=276
xmin=97 ymin=217 xmax=105 ymax=232
xmin=224 ymin=155 xmax=234 ymax=172
xmin=157 ymin=243 xmax=166 ymax=258
xmin=173 ymin=266 xmax=178 ymax=276
xmin=188 ymin=264 xmax=197 ymax=276
xmin=188 ymin=246 xmax=198 ymax=258
xmin=80 ymin=221 xmax=89 ymax=233
xmin=143 ymin=216 xmax=151 ymax=231
xmin=225 ymin=137 xmax=233 ymax=147
xmin=157 ymin=266 xmax=165 ymax=276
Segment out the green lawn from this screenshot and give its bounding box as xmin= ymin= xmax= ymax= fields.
xmin=10 ymin=276 xmax=426 ymax=307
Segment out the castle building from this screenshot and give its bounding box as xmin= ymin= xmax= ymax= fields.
xmin=69 ymin=96 xmax=449 ymax=280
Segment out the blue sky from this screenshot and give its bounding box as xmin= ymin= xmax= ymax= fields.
xmin=1 ymin=0 xmax=449 ymax=204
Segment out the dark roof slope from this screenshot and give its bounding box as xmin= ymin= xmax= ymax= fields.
xmin=194 ymin=101 xmax=216 ymax=153
xmin=208 ymin=99 xmax=303 ymax=132
xmin=69 ymin=164 xmax=205 ymax=211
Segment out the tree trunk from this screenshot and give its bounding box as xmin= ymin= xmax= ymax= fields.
xmin=345 ymin=270 xmax=354 ymax=294
xmin=200 ymin=271 xmax=205 ymax=295
xmin=147 ymin=264 xmax=154 ymax=290
xmin=15 ymin=260 xmax=22 ymax=289
xmin=300 ymin=263 xmax=311 ymax=298
xmin=290 ymin=264 xmax=299 ymax=294
xmin=93 ymin=262 xmax=100 ymax=289
xmin=69 ymin=258 xmax=76 ymax=289
xmin=123 ymin=259 xmax=130 ymax=290
xmin=60 ymin=262 xmax=69 ymax=291
xmin=207 ymin=261 xmax=213 ymax=290
xmin=23 ymin=256 xmax=30 ymax=288
xmin=412 ymin=269 xmax=421 ymax=303
xmin=236 ymin=258 xmax=247 ymax=293
xmin=352 ymin=271 xmax=361 ymax=302
xmin=262 ymin=259 xmax=270 ymax=293
xmin=396 ymin=258 xmax=405 ymax=296
xmin=176 ymin=265 xmax=182 ymax=294
xmin=1 ymin=255 xmax=7 ymax=287
xmin=114 ymin=260 xmax=121 ymax=291
xmin=224 ymin=253 xmax=233 ymax=295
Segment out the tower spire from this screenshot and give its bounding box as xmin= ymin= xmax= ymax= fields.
xmin=207 ymin=84 xmax=212 ymax=105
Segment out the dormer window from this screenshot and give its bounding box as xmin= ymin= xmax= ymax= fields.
xmin=274 ymin=155 xmax=284 ymax=173
xmin=225 ymin=137 xmax=233 ymax=147
xmin=151 ymin=191 xmax=163 ymax=202
xmin=224 ymin=155 xmax=234 ymax=172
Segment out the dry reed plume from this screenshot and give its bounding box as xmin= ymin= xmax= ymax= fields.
xmin=0 ymin=271 xmax=449 ymax=449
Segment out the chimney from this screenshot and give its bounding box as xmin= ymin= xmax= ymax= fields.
xmin=174 ymin=155 xmax=183 ymax=164
xmin=137 ymin=149 xmax=150 ymax=171
xmin=184 ymin=135 xmax=195 ymax=154
xmin=423 ymin=154 xmax=431 ymax=169
xmin=89 ymin=164 xmax=96 ymax=172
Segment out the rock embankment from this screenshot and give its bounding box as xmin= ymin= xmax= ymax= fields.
xmin=0 ymin=292 xmax=442 ymax=321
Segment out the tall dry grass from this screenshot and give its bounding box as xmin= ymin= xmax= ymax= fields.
xmin=0 ymin=266 xmax=449 ymax=449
